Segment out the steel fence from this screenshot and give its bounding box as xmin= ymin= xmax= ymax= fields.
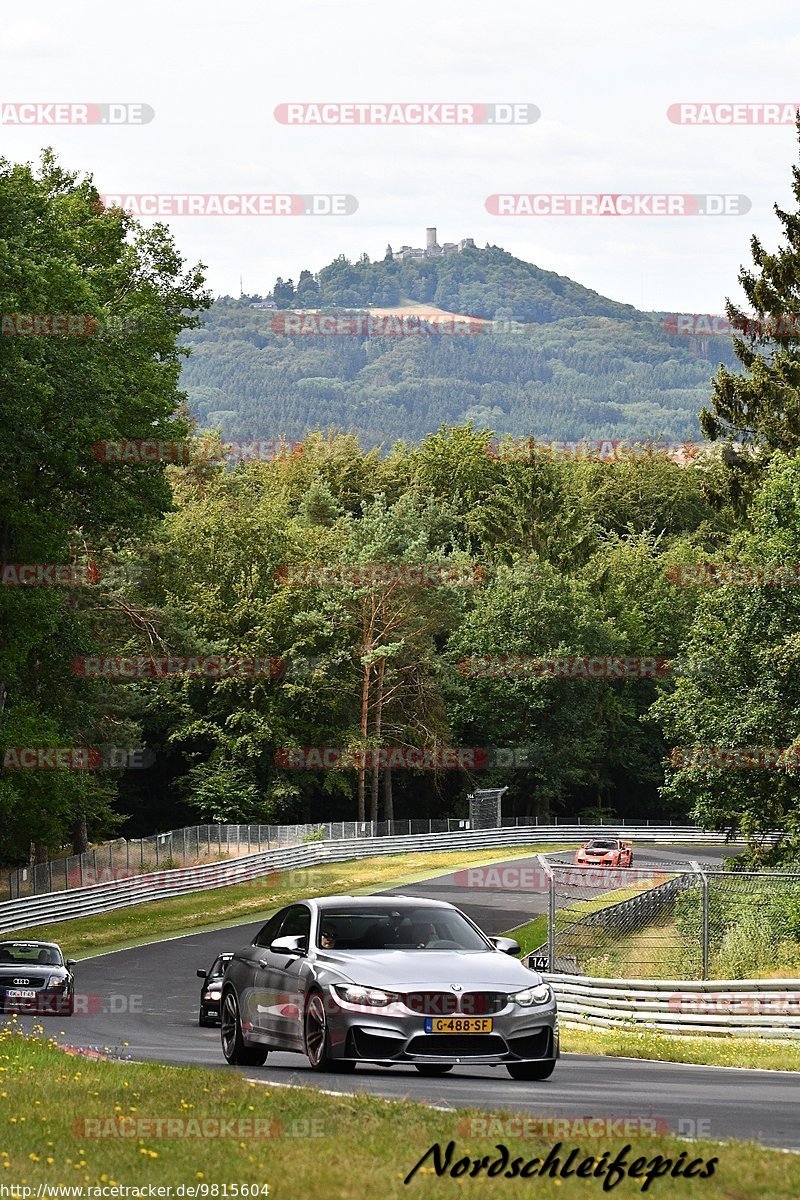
xmin=537 ymin=858 xmax=800 ymax=981
xmin=0 ymin=824 xmax=738 ymax=932
xmin=8 ymin=814 xmax=699 ymax=899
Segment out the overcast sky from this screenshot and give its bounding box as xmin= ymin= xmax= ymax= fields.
xmin=3 ymin=0 xmax=799 ymax=313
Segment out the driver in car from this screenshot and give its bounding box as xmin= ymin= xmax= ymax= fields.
xmin=410 ymin=921 xmax=437 ymax=947
xmin=320 ymin=922 xmax=338 ymax=949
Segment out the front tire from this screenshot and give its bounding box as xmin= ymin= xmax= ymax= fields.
xmin=221 ymin=990 xmax=268 ymax=1066
xmin=415 ymin=1063 xmax=453 ymax=1076
xmin=506 ymin=1060 xmax=556 ymax=1081
xmin=304 ymin=991 xmax=355 ymax=1072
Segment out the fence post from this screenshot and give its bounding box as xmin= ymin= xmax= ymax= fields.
xmin=691 ymin=861 xmax=709 ymax=980
xmin=701 ymin=873 xmax=709 ymax=980
xmin=548 ymin=872 xmax=556 ymax=969
xmin=126 ymin=841 xmax=130 ymax=875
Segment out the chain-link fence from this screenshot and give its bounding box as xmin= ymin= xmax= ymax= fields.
xmin=9 ymin=814 xmax=695 ymax=900
xmin=9 ymin=817 xmax=482 ymax=898
xmin=538 ymin=857 xmax=800 ymax=980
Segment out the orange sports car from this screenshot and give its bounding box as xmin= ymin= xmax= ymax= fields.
xmin=574 ymin=837 xmax=633 ymax=867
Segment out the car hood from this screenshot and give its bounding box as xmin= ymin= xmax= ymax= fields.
xmin=0 ymin=965 xmax=65 ymax=975
xmin=314 ymin=949 xmax=542 ymax=990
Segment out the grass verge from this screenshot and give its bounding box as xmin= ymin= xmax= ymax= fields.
xmin=504 ymin=915 xmax=547 ymax=956
xmin=5 ymin=845 xmax=568 ymax=959
xmin=1 ymin=1026 xmax=798 ymax=1199
xmin=560 ymin=1025 xmax=800 ymax=1071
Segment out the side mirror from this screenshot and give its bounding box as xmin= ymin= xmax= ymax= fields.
xmin=489 ymin=936 xmax=521 ymax=956
xmin=66 ymin=959 xmax=76 ymax=968
xmin=196 ymin=968 xmax=207 ymax=978
xmin=269 ymin=935 xmax=307 ymax=956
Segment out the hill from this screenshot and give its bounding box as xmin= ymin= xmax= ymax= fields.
xmin=180 ymin=245 xmax=737 ymax=446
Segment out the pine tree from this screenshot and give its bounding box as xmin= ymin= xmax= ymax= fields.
xmin=701 ymin=119 xmax=800 ymax=506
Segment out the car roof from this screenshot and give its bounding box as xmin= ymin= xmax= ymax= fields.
xmin=311 ymin=895 xmax=456 ymax=912
xmin=0 ymin=939 xmax=61 ymax=949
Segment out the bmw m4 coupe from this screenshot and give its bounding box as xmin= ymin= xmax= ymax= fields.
xmin=220 ymin=896 xmax=558 ymax=1079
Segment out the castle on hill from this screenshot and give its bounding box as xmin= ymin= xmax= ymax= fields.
xmin=386 ymin=227 xmax=477 ymax=262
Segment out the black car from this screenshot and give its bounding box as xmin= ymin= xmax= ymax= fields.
xmin=0 ymin=940 xmax=75 ymax=1016
xmin=197 ymin=952 xmax=232 ymax=1026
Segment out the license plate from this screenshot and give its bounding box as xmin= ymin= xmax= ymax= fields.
xmin=425 ymin=1017 xmax=493 ymax=1033
xmin=6 ymin=989 xmax=35 ymax=999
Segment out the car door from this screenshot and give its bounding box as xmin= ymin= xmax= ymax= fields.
xmin=267 ymin=905 xmax=312 ymax=1049
xmin=239 ymin=910 xmax=287 ymax=1041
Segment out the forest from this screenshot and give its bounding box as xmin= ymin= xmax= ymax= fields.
xmin=2 ymin=145 xmax=800 ymax=870
xmin=180 ymin=248 xmax=740 ymax=448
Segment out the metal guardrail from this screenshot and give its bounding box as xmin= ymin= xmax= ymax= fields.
xmin=544 ymin=973 xmax=800 ymax=1038
xmin=0 ymin=824 xmax=735 ymax=935
xmin=9 ymin=815 xmax=709 ymax=899
xmin=575 ymin=873 xmax=695 ymax=929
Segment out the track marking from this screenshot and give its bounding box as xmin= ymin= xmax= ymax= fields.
xmin=245 ymin=1076 xmax=456 ymax=1111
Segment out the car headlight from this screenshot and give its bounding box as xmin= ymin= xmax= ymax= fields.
xmin=203 ymin=987 xmax=222 ymax=1000
xmin=46 ymin=975 xmax=66 ymax=988
xmin=331 ymin=984 xmax=399 ymax=1007
xmin=509 ymin=984 xmax=552 ymax=1007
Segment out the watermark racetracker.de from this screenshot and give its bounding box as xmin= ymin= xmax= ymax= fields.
xmin=667 ymin=102 xmax=800 ymax=125
xmin=276 ymin=746 xmax=546 ymax=770
xmin=666 ymin=563 xmax=800 ymax=586
xmin=664 ymin=313 xmax=800 ymax=338
xmin=274 ymin=102 xmax=539 ymax=125
xmin=456 ymin=656 xmax=670 ymax=680
xmin=92 ymin=439 xmax=303 ymax=464
xmin=0 ymin=102 xmax=154 ymax=124
xmin=97 ymin=194 xmax=358 ymax=217
xmin=485 ymin=193 xmax=751 ymax=216
xmin=275 ymin=563 xmax=485 ymax=586
xmin=1 ymin=746 xmax=155 ymax=770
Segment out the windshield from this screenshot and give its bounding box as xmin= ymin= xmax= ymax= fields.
xmin=316 ymin=907 xmax=490 ymax=951
xmin=587 ymin=841 xmax=618 ymax=850
xmin=0 ymin=942 xmax=63 ymax=967
xmin=208 ymin=954 xmax=231 ymax=976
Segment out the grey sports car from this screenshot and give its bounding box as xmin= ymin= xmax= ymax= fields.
xmin=220 ymin=895 xmax=558 ymax=1079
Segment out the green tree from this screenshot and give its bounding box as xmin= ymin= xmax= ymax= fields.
xmin=701 ymin=122 xmax=800 ymax=508
xmin=0 ymin=152 xmax=208 ymax=859
xmin=653 ymin=452 xmax=800 ymax=851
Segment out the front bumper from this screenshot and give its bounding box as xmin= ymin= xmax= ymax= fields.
xmin=327 ymin=997 xmax=559 ymax=1064
xmin=0 ymin=987 xmax=72 ymax=1014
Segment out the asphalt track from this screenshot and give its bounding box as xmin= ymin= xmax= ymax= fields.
xmin=7 ymin=843 xmax=800 ymax=1152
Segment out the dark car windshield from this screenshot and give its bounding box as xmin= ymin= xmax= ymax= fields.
xmin=316 ymin=907 xmax=490 ymax=951
xmin=0 ymin=942 xmax=63 ymax=967
xmin=587 ymin=841 xmax=618 ymax=850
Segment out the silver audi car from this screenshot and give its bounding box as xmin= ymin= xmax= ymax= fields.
xmin=220 ymin=895 xmax=558 ymax=1079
